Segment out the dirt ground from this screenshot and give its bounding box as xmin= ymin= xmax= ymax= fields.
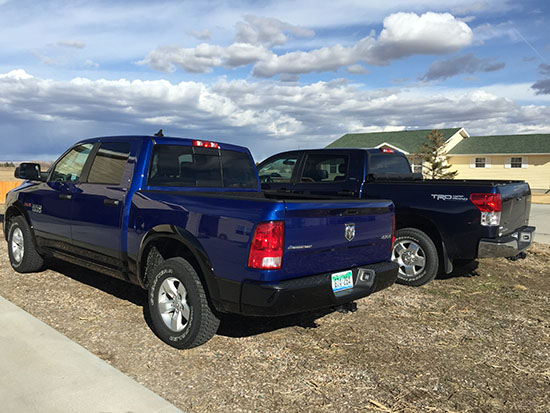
xmin=0 ymin=237 xmax=548 ymax=412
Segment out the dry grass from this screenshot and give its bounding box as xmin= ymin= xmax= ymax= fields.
xmin=0 ymin=167 xmax=17 ymax=181
xmin=0 ymin=239 xmax=548 ymax=412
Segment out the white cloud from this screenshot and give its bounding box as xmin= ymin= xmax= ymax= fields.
xmin=235 ymin=15 xmax=314 ymax=47
xmin=346 ymin=64 xmax=369 ymax=74
xmin=1 ymin=70 xmax=548 ymax=161
xmin=141 ymin=12 xmax=473 ymax=78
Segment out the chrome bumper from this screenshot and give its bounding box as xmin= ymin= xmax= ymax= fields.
xmin=478 ymin=226 xmax=536 ymax=258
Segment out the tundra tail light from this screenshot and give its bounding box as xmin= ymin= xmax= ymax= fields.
xmin=470 ymin=193 xmax=501 ymax=226
xmin=247 ymin=221 xmax=284 ymax=270
xmin=193 ymin=140 xmax=219 ymax=148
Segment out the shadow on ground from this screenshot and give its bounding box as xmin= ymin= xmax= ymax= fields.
xmin=45 ymin=257 xmax=338 ymax=339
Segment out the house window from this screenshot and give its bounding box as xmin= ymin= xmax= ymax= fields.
xmin=511 ymin=157 xmax=522 ymax=168
xmin=470 ymin=157 xmax=491 ymax=169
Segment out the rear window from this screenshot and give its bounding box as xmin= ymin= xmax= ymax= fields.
xmin=368 ymin=153 xmax=411 ymax=174
xmin=148 ymin=144 xmax=257 ymax=188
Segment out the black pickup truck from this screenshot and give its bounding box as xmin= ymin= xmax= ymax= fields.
xmin=258 ymin=148 xmax=535 ymax=286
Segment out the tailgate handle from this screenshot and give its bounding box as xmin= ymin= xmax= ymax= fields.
xmin=344 ymin=209 xmax=360 ymax=216
xmin=337 ymin=189 xmax=355 ymax=196
xmin=104 ymin=198 xmax=120 ymax=207
xmin=277 ymin=188 xmax=291 ymax=193
xmin=59 ymin=193 xmax=72 ymax=200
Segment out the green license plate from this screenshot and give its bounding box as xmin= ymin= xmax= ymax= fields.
xmin=331 ymin=270 xmax=353 ymax=292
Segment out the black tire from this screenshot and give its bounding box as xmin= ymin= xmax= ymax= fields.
xmin=7 ymin=216 xmax=44 ymax=273
xmin=392 ymin=228 xmax=439 ymax=287
xmin=148 ymin=257 xmax=220 ymax=349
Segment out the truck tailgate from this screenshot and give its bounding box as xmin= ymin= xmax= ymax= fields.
xmin=282 ymin=200 xmax=394 ymax=279
xmin=499 ymin=182 xmax=531 ymax=235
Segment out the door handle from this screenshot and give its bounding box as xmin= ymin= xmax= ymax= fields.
xmin=104 ymin=198 xmax=120 ymax=207
xmin=59 ymin=194 xmax=72 ymax=200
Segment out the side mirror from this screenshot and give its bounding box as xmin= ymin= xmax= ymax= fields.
xmin=15 ymin=163 xmax=41 ymax=181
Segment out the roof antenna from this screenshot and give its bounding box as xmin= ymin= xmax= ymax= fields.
xmin=154 ymin=129 xmax=164 ymax=137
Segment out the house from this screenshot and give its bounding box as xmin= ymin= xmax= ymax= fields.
xmin=448 ymin=134 xmax=550 ymax=191
xmin=327 ymin=129 xmax=550 ymax=191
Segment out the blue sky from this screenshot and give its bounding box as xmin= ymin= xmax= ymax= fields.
xmin=1 ymin=0 xmax=549 ymax=161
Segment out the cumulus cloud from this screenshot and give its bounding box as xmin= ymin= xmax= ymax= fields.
xmin=532 ymin=79 xmax=550 ymax=95
xmin=1 ymin=69 xmax=548 ymax=160
xmin=141 ymin=12 xmax=473 ymax=77
xmin=421 ymin=53 xmax=505 ymax=81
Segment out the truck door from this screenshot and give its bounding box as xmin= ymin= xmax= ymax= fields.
xmin=294 ymin=153 xmax=360 ymax=198
xmin=70 ymin=141 xmax=133 ymax=266
xmin=30 ymin=143 xmax=94 ymax=246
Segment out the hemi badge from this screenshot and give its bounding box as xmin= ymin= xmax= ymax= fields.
xmin=24 ymin=202 xmax=32 ymax=208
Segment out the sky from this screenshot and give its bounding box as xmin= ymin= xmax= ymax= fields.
xmin=1 ymin=0 xmax=549 ymax=162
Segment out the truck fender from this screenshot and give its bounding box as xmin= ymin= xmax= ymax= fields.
xmin=137 ymin=225 xmax=222 ymax=308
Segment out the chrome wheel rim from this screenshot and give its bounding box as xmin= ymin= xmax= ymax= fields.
xmin=11 ymin=227 xmax=24 ymax=264
xmin=392 ymin=240 xmax=426 ymax=279
xmin=157 ymin=277 xmax=190 ymax=332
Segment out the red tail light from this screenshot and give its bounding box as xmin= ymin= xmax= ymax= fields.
xmin=193 ymin=139 xmax=219 ymax=149
xmin=381 ymin=148 xmax=395 ymax=153
xmin=470 ymin=193 xmax=502 ymax=212
xmin=247 ymin=221 xmax=284 ymax=270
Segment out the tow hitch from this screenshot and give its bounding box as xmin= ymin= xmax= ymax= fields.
xmin=507 ymin=251 xmax=527 ymax=261
xmin=333 ymin=301 xmax=358 ymax=313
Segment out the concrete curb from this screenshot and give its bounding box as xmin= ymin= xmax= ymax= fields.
xmin=0 ymin=296 xmax=182 ymax=413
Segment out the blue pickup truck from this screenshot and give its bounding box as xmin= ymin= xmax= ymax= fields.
xmin=3 ymin=136 xmax=397 ymax=348
xmin=258 ymin=148 xmax=535 ymax=287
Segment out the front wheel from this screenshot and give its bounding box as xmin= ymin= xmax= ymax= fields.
xmin=7 ymin=216 xmax=44 ymax=273
xmin=148 ymin=257 xmax=220 ymax=349
xmin=392 ymin=228 xmax=439 ymax=287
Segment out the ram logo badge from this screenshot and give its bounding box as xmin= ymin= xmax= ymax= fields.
xmin=345 ymin=223 xmax=355 ymax=241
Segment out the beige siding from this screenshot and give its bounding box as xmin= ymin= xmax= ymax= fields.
xmin=449 ymin=155 xmax=550 ymax=190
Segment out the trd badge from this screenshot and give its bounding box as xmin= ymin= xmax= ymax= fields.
xmin=345 ymin=223 xmax=355 ymax=241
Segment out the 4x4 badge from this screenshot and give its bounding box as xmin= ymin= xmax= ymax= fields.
xmin=345 ymin=223 xmax=355 ymax=241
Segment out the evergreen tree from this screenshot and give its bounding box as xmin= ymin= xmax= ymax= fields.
xmin=416 ymin=129 xmax=458 ymax=179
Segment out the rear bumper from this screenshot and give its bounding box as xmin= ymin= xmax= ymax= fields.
xmin=477 ymin=226 xmax=536 ymax=258
xmin=239 ymin=261 xmax=398 ymax=316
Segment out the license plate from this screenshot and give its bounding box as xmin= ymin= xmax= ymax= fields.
xmin=331 ymin=270 xmax=353 ymax=292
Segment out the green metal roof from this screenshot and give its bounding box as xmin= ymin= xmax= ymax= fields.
xmin=327 ymin=128 xmax=462 ymax=153
xmin=448 ymin=134 xmax=550 ymax=155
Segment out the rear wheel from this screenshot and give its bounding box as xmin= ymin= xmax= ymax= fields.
xmin=148 ymin=257 xmax=220 ymax=349
xmin=392 ymin=228 xmax=438 ymax=286
xmin=7 ymin=216 xmax=44 ymax=273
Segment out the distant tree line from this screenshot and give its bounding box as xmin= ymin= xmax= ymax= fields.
xmin=0 ymin=162 xmax=15 ymax=167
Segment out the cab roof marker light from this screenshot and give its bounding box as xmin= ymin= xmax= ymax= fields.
xmin=193 ymin=140 xmax=219 ymax=149
xmin=381 ymin=148 xmax=395 ymax=153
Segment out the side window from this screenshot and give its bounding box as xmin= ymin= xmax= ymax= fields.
xmin=87 ymin=142 xmax=131 ymax=185
xmin=258 ymin=155 xmax=298 ymax=184
xmin=50 ymin=143 xmax=93 ymax=183
xmin=221 ymin=150 xmax=257 ymax=188
xmin=301 ymin=154 xmax=348 ymax=183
